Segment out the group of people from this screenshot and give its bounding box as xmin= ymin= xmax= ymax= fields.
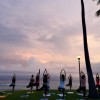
xmin=26 ymin=69 xmax=50 ymax=95
xmin=58 ymin=70 xmax=86 ymax=97
xmin=26 ymin=70 xmax=40 ymax=91
xmin=58 ymin=69 xmax=73 ymax=96
xmin=9 ymin=70 xmax=40 ymax=92
xmin=9 ymin=69 xmax=99 ymax=97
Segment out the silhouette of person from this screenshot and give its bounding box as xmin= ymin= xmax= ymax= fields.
xmin=66 ymin=74 xmax=72 ymax=90
xmin=36 ymin=72 xmax=40 ymax=90
xmin=58 ymin=69 xmax=66 ymax=98
xmin=38 ymin=69 xmax=50 ymax=95
xmin=26 ymin=75 xmax=34 ymax=92
xmin=96 ymin=73 xmax=99 ymax=90
xmin=47 ymin=73 xmax=50 ymax=90
xmin=77 ymin=71 xmax=86 ymax=97
xmin=9 ymin=74 xmax=16 ymax=92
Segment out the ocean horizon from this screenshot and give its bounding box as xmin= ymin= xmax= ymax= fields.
xmin=0 ymin=74 xmax=90 ymax=90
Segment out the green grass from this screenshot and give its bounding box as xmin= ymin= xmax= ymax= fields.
xmin=0 ymin=90 xmax=100 ymax=100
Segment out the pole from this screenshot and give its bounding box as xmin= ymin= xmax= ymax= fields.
xmin=78 ymin=57 xmax=81 ymax=87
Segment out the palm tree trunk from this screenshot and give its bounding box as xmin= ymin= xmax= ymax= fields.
xmin=96 ymin=9 xmax=100 ymax=17
xmin=81 ymin=0 xmax=99 ymax=98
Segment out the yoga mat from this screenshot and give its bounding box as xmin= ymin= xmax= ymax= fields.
xmin=67 ymin=92 xmax=74 ymax=94
xmin=20 ymin=94 xmax=29 ymax=98
xmin=0 ymin=95 xmax=8 ymax=98
xmin=77 ymin=93 xmax=88 ymax=97
xmin=0 ymin=91 xmax=6 ymax=94
xmin=6 ymin=93 xmax=12 ymax=95
xmin=57 ymin=94 xmax=66 ymax=97
xmin=51 ymin=93 xmax=55 ymax=95
xmin=40 ymin=98 xmax=48 ymax=100
xmin=43 ymin=93 xmax=51 ymax=96
xmin=27 ymin=92 xmax=34 ymax=94
xmin=76 ymin=93 xmax=83 ymax=96
xmin=56 ymin=99 xmax=65 ymax=100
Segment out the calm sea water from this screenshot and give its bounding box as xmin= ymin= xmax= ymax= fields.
xmin=0 ymin=74 xmax=90 ymax=91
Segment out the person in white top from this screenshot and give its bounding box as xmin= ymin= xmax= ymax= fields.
xmin=58 ymin=69 xmax=66 ymax=95
xmin=47 ymin=74 xmax=50 ymax=90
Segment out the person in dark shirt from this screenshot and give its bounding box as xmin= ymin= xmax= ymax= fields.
xmin=96 ymin=73 xmax=100 ymax=90
xmin=66 ymin=74 xmax=72 ymax=90
xmin=39 ymin=69 xmax=48 ymax=90
xmin=36 ymin=72 xmax=40 ymax=90
xmin=38 ymin=69 xmax=50 ymax=95
xmin=9 ymin=74 xmax=16 ymax=92
xmin=77 ymin=71 xmax=86 ymax=97
xmin=26 ymin=75 xmax=34 ymax=92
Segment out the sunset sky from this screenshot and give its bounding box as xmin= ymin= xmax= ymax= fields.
xmin=0 ymin=0 xmax=100 ymax=76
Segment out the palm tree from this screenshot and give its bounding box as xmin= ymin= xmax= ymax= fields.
xmin=96 ymin=0 xmax=100 ymax=16
xmin=94 ymin=0 xmax=100 ymax=16
xmin=81 ymin=0 xmax=99 ymax=98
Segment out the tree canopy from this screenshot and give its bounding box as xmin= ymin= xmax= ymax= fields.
xmin=94 ymin=0 xmax=100 ymax=16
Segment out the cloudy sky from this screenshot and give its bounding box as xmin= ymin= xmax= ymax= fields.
xmin=0 ymin=0 xmax=100 ymax=76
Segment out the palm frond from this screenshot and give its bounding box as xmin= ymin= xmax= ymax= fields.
xmin=97 ymin=0 xmax=100 ymax=5
xmin=96 ymin=9 xmax=100 ymax=16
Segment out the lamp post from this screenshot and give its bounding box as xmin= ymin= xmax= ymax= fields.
xmin=77 ymin=56 xmax=81 ymax=87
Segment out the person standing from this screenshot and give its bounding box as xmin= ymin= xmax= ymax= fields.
xmin=66 ymin=74 xmax=72 ymax=90
xmin=26 ymin=75 xmax=34 ymax=92
xmin=9 ymin=74 xmax=16 ymax=92
xmin=77 ymin=71 xmax=86 ymax=97
xmin=58 ymin=69 xmax=66 ymax=98
xmin=96 ymin=73 xmax=99 ymax=90
xmin=36 ymin=72 xmax=40 ymax=90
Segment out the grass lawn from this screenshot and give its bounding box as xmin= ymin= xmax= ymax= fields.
xmin=0 ymin=90 xmax=100 ymax=100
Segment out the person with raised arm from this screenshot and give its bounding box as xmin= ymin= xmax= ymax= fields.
xmin=58 ymin=69 xmax=66 ymax=98
xmin=38 ymin=69 xmax=50 ymax=96
xmin=38 ymin=69 xmax=48 ymax=90
xmin=47 ymin=73 xmax=50 ymax=90
xmin=36 ymin=71 xmax=40 ymax=90
xmin=96 ymin=73 xmax=100 ymax=90
xmin=66 ymin=74 xmax=72 ymax=90
xmin=26 ymin=75 xmax=34 ymax=92
xmin=77 ymin=71 xmax=86 ymax=97
xmin=9 ymin=74 xmax=16 ymax=92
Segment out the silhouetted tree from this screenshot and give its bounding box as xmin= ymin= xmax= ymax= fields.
xmin=94 ymin=0 xmax=100 ymax=16
xmin=81 ymin=0 xmax=99 ymax=98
